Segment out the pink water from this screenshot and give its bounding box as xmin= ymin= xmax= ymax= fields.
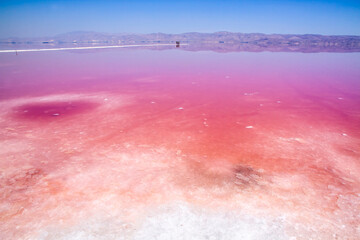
xmin=1 ymin=49 xmax=360 ymax=239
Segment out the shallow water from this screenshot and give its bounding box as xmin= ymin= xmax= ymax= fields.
xmin=0 ymin=48 xmax=360 ymax=239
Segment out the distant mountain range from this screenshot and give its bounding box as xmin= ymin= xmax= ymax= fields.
xmin=1 ymin=31 xmax=360 ymax=53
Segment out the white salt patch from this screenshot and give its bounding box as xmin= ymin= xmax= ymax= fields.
xmin=37 ymin=216 xmax=133 ymax=240
xmin=0 ymin=44 xmax=177 ymax=53
xmin=134 ymin=203 xmax=287 ymax=240
xmin=178 ymin=107 xmax=184 ymax=110
xmin=244 ymin=92 xmax=258 ymax=96
xmin=34 ymin=203 xmax=288 ymax=240
xmin=245 ymin=126 xmax=254 ymax=129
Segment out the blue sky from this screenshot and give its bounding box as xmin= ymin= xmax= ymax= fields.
xmin=0 ymin=0 xmax=359 ymax=38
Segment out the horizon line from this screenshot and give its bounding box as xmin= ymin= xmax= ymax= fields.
xmin=2 ymin=31 xmax=360 ymax=40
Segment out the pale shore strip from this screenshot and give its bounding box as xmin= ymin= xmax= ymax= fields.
xmin=0 ymin=43 xmax=181 ymax=53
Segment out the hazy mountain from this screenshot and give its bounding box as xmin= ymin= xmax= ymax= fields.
xmin=1 ymin=31 xmax=359 ymax=53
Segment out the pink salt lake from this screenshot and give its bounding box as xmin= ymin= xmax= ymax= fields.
xmin=0 ymin=48 xmax=360 ymax=239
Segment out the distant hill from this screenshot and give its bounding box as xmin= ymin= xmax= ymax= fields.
xmin=1 ymin=31 xmax=360 ymax=53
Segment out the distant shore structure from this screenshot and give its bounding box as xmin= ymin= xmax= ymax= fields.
xmin=176 ymin=41 xmax=180 ymax=47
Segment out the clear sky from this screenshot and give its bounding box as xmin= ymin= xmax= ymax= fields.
xmin=0 ymin=0 xmax=359 ymax=38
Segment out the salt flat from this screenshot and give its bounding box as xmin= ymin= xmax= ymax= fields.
xmin=0 ymin=49 xmax=359 ymax=239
